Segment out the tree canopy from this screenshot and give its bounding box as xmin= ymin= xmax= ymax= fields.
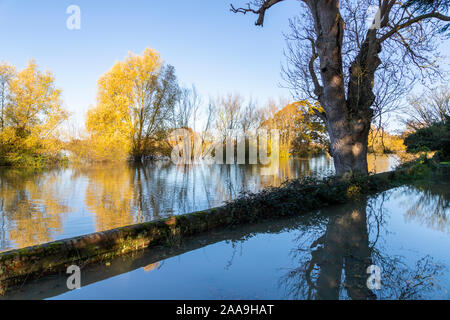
xmin=231 ymin=0 xmax=450 ymax=174
xmin=0 ymin=61 xmax=68 ymax=166
xmin=86 ymin=48 xmax=180 ymax=161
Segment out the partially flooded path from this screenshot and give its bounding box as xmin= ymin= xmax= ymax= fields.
xmin=3 ymin=178 xmax=448 ymax=300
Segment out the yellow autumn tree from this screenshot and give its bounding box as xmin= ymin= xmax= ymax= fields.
xmin=0 ymin=60 xmax=68 ymax=166
xmin=262 ymin=100 xmax=328 ymax=157
xmin=0 ymin=62 xmax=15 ymax=130
xmin=86 ymin=48 xmax=180 ymax=161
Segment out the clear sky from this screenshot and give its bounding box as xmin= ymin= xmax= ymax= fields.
xmin=0 ymin=0 xmax=301 ymax=126
xmin=0 ymin=0 xmax=448 ymax=130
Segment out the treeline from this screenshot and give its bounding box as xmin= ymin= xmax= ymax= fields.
xmin=404 ymin=116 xmax=450 ymax=161
xmin=70 ymin=48 xmax=330 ymax=163
xmin=402 ymin=85 xmax=450 ymax=161
xmin=368 ymin=128 xmax=405 ymax=155
xmin=2 ymin=47 xmax=445 ymax=167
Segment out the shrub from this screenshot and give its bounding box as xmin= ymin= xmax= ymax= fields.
xmin=404 ymin=118 xmax=450 ymax=161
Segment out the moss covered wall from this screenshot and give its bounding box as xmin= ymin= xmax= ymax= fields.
xmin=0 ymin=168 xmax=420 ymax=295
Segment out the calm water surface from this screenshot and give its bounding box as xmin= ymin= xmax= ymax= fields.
xmin=0 ymin=155 xmax=398 ymax=251
xmin=2 ymin=175 xmax=448 ymax=300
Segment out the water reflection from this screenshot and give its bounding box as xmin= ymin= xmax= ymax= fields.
xmin=400 ymin=183 xmax=450 ymax=233
xmin=2 ymin=177 xmax=448 ymax=300
xmin=0 ymin=169 xmax=69 ymax=250
xmin=0 ymin=154 xmax=398 ymax=250
xmin=282 ymin=200 xmax=375 ymax=300
xmin=280 ymin=193 xmax=446 ymax=300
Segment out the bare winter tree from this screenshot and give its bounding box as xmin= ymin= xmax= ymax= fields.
xmin=240 ymin=98 xmax=262 ymax=134
xmin=171 ymin=85 xmax=202 ymax=130
xmin=0 ymin=63 xmax=15 ymax=130
xmin=212 ymin=93 xmax=245 ymax=139
xmin=200 ymin=100 xmax=215 ymax=149
xmin=403 ymin=84 xmax=450 ymax=130
xmin=231 ymin=0 xmax=449 ymax=175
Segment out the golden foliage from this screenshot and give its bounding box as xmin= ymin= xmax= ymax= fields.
xmin=0 ymin=61 xmax=68 ymax=166
xmin=262 ymin=100 xmax=328 ymax=158
xmin=368 ymin=127 xmax=406 ymax=154
xmin=86 ymin=48 xmax=168 ymax=161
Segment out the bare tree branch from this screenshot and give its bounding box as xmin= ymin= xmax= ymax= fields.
xmin=380 ymin=12 xmax=450 ymax=43
xmin=230 ymin=0 xmax=285 ymax=26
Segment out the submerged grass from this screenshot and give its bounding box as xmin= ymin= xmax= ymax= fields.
xmin=223 ymin=155 xmax=438 ymax=225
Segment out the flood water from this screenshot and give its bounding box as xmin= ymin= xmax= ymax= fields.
xmin=0 ymin=155 xmax=399 ymax=251
xmin=2 ymin=175 xmax=448 ymax=300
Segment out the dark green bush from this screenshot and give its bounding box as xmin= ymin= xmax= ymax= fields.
xmin=223 ymin=173 xmax=394 ymax=224
xmin=404 ymin=117 xmax=450 ymax=160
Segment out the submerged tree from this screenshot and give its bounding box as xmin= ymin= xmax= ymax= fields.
xmin=231 ymin=0 xmax=450 ymax=175
xmin=86 ymin=48 xmax=181 ymax=161
xmin=0 ymin=61 xmax=68 ymax=166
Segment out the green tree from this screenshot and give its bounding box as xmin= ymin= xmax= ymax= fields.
xmin=404 ymin=117 xmax=450 ymax=160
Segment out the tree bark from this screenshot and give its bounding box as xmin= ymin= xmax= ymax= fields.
xmin=328 ymin=118 xmax=371 ymax=175
xmin=232 ymin=0 xmax=450 ymax=176
xmin=305 ymin=0 xmax=377 ymax=175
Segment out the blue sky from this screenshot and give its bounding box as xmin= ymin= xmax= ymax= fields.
xmin=0 ymin=0 xmax=300 ymax=126
xmin=0 ymin=0 xmax=448 ymax=130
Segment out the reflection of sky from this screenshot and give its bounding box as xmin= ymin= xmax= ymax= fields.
xmin=0 ymin=155 xmax=402 ymax=250
xmin=50 ymin=183 xmax=450 ymax=300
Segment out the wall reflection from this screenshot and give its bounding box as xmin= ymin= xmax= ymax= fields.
xmin=1 ymin=177 xmax=448 ymax=300
xmin=0 ymin=154 xmax=399 ymax=250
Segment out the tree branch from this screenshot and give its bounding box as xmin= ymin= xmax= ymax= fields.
xmin=307 ymin=38 xmax=323 ymax=102
xmin=379 ymin=12 xmax=450 ymax=43
xmin=230 ymin=0 xmax=285 ymax=26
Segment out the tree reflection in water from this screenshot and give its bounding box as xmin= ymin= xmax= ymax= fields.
xmin=0 ymin=168 xmax=69 ymax=250
xmin=1 ymin=155 xmax=399 ymax=250
xmin=400 ymin=182 xmax=450 ymax=234
xmin=279 ymin=187 xmax=447 ymax=300
xmin=1 ymin=177 xmax=448 ymax=299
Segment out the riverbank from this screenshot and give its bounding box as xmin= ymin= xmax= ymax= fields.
xmin=0 ymin=158 xmax=443 ymax=295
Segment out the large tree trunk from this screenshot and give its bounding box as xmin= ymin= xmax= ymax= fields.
xmin=328 ymin=116 xmax=371 ymax=175
xmin=306 ymin=0 xmax=377 ymax=175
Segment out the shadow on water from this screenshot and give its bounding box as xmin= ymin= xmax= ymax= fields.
xmin=2 ymin=175 xmax=448 ymax=300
